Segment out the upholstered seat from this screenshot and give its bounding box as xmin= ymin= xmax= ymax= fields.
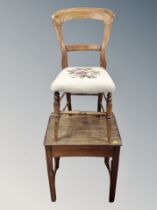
xmin=51 ymin=67 xmax=116 ymax=94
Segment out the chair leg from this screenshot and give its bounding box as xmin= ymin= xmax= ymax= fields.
xmin=106 ymin=92 xmax=112 ymax=119
xmin=54 ymin=91 xmax=60 ymax=140
xmin=66 ymin=93 xmax=72 ymax=111
xmin=97 ymin=93 xmax=102 ymax=112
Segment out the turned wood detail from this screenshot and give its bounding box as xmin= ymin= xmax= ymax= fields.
xmin=52 ymin=7 xmax=115 ymax=69
xmin=106 ymin=92 xmax=112 ymax=119
xmin=53 ymin=92 xmax=60 ymax=140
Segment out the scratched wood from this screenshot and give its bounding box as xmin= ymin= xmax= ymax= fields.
xmin=44 ymin=113 xmax=121 ymax=146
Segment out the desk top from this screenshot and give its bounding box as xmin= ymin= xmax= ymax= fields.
xmin=44 ymin=113 xmax=122 ymax=146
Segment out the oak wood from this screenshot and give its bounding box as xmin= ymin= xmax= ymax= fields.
xmin=44 ymin=113 xmax=121 ymax=202
xmin=44 ymin=114 xmax=121 ymax=146
xmin=48 ymin=8 xmax=119 ymax=202
xmin=51 ymin=146 xmax=113 ymax=157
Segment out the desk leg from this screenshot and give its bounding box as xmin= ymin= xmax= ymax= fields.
xmin=54 ymin=157 xmax=60 ymax=171
xmin=109 ymin=147 xmax=120 ymax=202
xmin=105 ymin=157 xmax=110 ymax=171
xmin=45 ymin=146 xmax=56 ymax=202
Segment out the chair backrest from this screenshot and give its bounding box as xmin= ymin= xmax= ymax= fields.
xmin=52 ymin=7 xmax=115 ymax=69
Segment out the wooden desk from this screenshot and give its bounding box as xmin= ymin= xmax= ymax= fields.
xmin=44 ymin=113 xmax=122 ymax=202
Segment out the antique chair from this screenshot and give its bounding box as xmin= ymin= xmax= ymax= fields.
xmin=51 ymin=7 xmax=116 ymax=139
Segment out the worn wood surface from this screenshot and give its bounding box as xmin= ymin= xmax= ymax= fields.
xmin=60 ymin=110 xmax=107 ymax=115
xmin=44 ymin=113 xmax=121 ymax=146
xmin=44 ymin=113 xmax=122 ymax=202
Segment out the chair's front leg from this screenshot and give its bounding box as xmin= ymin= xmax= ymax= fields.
xmin=54 ymin=91 xmax=60 ymax=140
xmin=106 ymin=92 xmax=112 ymax=119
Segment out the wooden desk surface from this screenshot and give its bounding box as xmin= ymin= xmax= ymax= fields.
xmin=44 ymin=113 xmax=122 ymax=146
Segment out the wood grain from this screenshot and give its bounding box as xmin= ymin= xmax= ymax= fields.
xmin=44 ymin=113 xmax=122 ymax=202
xmin=106 ymin=92 xmax=112 ymax=119
xmin=52 ymin=7 xmax=115 ymax=69
xmin=52 ymin=7 xmax=115 ymax=25
xmin=66 ymin=44 xmax=100 ymax=52
xmin=44 ymin=113 xmax=121 ymax=146
xmin=45 ymin=146 xmax=56 ymax=201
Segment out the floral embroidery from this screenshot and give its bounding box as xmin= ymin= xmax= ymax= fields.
xmin=67 ymin=67 xmax=100 ymax=79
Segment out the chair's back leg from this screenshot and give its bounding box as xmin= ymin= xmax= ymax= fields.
xmin=66 ymin=93 xmax=72 ymax=111
xmin=54 ymin=91 xmax=60 ymax=139
xmin=97 ymin=93 xmax=103 ymax=112
xmin=106 ymin=92 xmax=112 ymax=119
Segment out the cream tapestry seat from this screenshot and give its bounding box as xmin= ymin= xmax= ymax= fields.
xmin=51 ymin=66 xmax=116 ymax=94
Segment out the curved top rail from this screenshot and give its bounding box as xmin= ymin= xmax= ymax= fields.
xmin=52 ymin=7 xmax=115 ymax=25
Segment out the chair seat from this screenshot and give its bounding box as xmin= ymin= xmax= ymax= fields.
xmin=51 ymin=67 xmax=116 ymax=94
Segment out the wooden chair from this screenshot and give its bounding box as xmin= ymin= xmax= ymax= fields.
xmin=51 ymin=7 xmax=116 ymax=139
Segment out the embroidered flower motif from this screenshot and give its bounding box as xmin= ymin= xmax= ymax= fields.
xmin=68 ymin=67 xmax=100 ymax=79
